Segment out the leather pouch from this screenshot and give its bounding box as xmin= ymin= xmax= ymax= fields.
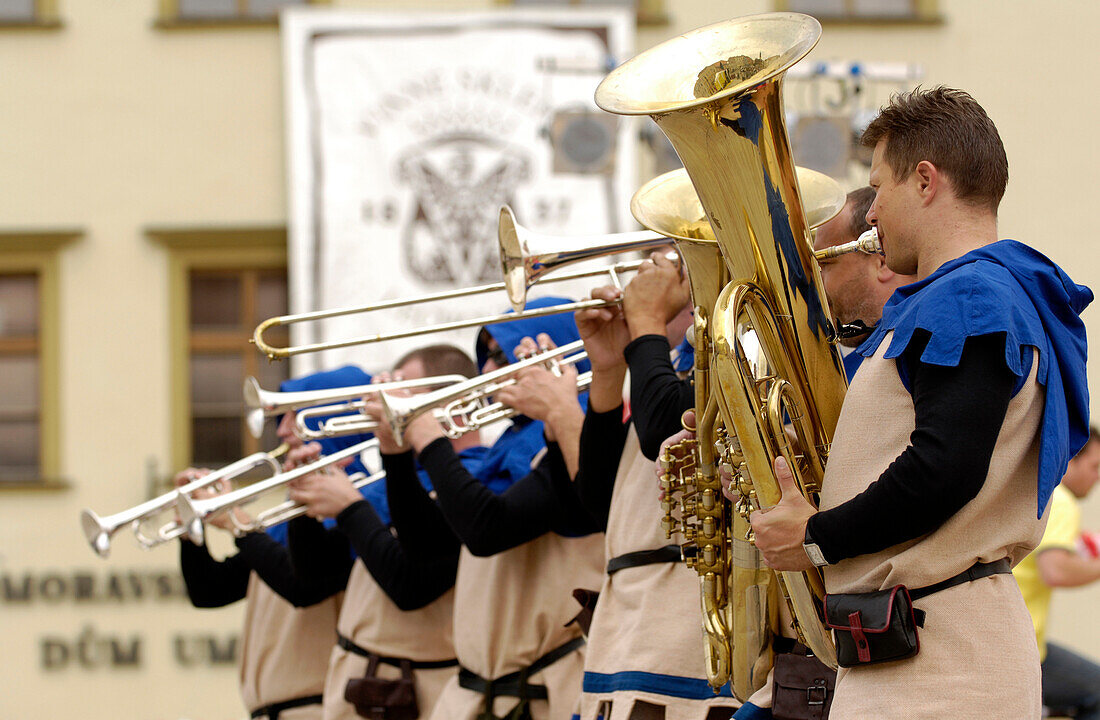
xmin=771 ymin=651 xmax=835 ymax=720
xmin=823 ymin=585 xmax=923 ymax=668
xmin=344 ymin=655 xmax=419 ymax=720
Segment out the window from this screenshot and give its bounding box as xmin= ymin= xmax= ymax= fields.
xmin=0 ymin=0 xmax=60 ymax=27
xmin=156 ymin=0 xmax=327 ymax=27
xmin=777 ymin=0 xmax=941 ymax=24
xmin=149 ymin=228 xmax=288 ymax=473
xmin=0 ymin=231 xmax=79 ymax=486
xmin=499 ymin=0 xmax=668 ymax=27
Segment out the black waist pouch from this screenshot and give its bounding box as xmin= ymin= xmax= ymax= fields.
xmin=823 ymin=585 xmax=922 ymax=668
xmin=345 ymin=656 xmax=419 ymax=720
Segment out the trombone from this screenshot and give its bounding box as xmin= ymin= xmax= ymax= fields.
xmin=80 ymin=445 xmax=287 ymax=559
xmin=252 ymin=262 xmax=641 ymax=361
xmin=243 ymin=374 xmax=470 ymax=439
xmin=177 ymin=438 xmax=377 ymax=546
xmin=378 ymin=340 xmax=591 ymax=446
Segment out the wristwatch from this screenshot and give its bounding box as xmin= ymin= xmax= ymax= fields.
xmin=803 ymin=525 xmax=829 ymax=568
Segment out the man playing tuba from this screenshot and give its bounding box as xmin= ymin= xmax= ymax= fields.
xmin=750 ymin=86 xmax=1092 ymax=718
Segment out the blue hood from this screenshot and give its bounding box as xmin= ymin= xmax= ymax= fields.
xmin=858 ymin=239 xmax=1092 ymax=516
xmin=478 ymin=295 xmax=590 ymax=375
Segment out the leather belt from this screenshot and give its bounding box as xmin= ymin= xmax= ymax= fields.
xmin=250 ymin=694 xmax=323 ymax=720
xmin=337 ymin=633 xmax=458 ymax=669
xmin=909 ymin=558 xmax=1011 ymax=601
xmin=457 ymin=635 xmax=585 ymax=700
xmin=606 ymin=544 xmax=682 ymax=575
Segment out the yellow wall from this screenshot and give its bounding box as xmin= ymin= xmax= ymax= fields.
xmin=0 ymin=1 xmax=1098 ymax=717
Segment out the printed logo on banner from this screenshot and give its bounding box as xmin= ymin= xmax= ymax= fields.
xmin=396 ymin=134 xmax=530 ymax=286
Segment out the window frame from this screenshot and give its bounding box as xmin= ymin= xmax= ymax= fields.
xmin=0 ymin=0 xmax=61 ymax=29
xmin=148 ymin=226 xmax=287 ymax=471
xmin=0 ymin=230 xmax=80 ymax=488
xmin=154 ymin=0 xmax=330 ymax=29
xmin=774 ymin=0 xmax=943 ymax=25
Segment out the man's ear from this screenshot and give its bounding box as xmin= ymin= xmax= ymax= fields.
xmin=914 ymin=160 xmax=939 ymax=206
xmin=875 ymin=254 xmax=896 ymax=283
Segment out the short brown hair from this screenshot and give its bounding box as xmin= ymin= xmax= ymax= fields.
xmin=394 ymin=344 xmax=477 ymax=379
xmin=861 ymin=86 xmax=1008 ymax=213
xmin=846 ymin=186 xmax=875 ymax=239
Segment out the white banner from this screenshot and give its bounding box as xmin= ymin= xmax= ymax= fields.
xmin=282 ymin=8 xmax=636 ymax=375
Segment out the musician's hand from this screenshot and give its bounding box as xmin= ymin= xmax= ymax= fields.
xmin=575 ymin=286 xmax=630 ymax=372
xmin=500 ymin=335 xmax=581 ymax=441
xmin=173 ymin=467 xmax=210 ymax=489
xmin=288 ymin=465 xmax=360 ymax=520
xmin=624 ymin=248 xmax=691 ymax=340
xmin=284 ymin=442 xmax=323 ymax=472
xmin=367 ymin=371 xmax=444 ymax=454
xmin=749 ymin=456 xmax=816 ymax=572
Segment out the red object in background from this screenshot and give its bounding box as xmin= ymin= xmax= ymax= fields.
xmin=1078 ymin=530 xmax=1100 ymax=559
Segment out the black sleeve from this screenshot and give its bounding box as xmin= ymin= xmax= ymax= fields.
xmin=572 ymin=404 xmax=630 ymax=530
xmin=807 ymin=331 xmax=1017 ymax=563
xmin=336 ymin=500 xmax=459 ymax=611
xmin=383 ymin=450 xmax=461 ymax=561
xmin=624 ymin=335 xmax=695 ymax=460
xmin=418 ymin=437 xmax=601 ymax=557
xmin=179 ymin=540 xmax=250 ymax=608
xmin=233 ymin=523 xmax=351 ymax=608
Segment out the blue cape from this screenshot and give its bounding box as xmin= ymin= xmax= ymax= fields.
xmin=477 ymin=296 xmax=589 ymax=493
xmin=857 ymin=239 xmax=1092 ymax=516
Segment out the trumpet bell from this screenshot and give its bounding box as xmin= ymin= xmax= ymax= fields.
xmin=80 ymin=509 xmax=112 ymax=559
xmin=244 ymin=377 xmax=267 ymax=439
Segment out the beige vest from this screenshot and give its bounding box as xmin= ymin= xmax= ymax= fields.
xmin=430 ymin=532 xmax=605 ymax=720
xmin=239 ymin=573 xmax=341 ymax=720
xmin=819 ymin=336 xmax=1045 ymax=717
xmin=580 ymin=429 xmax=738 ymax=720
xmin=324 ymin=562 xmax=457 ymax=720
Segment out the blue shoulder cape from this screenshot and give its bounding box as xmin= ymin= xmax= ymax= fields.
xmin=857 ymin=240 xmax=1092 ymax=516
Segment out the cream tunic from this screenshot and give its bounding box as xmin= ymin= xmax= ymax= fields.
xmin=324 ymin=562 xmax=457 ymax=720
xmin=580 ymin=429 xmax=739 ymax=720
xmin=819 ymin=335 xmax=1046 ymax=718
xmin=240 ymin=573 xmax=342 ymax=720
xmin=429 ymin=532 xmax=605 ymax=720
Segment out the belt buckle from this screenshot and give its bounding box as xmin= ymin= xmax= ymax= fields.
xmin=807 ymin=679 xmax=828 ymax=706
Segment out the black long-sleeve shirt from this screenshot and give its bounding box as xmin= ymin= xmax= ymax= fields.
xmin=385 ymin=437 xmax=601 ymax=559
xmin=570 ymin=333 xmax=691 ymax=527
xmin=178 ymin=533 xmax=280 ymax=608
xmin=625 ymin=335 xmax=695 ymax=460
xmin=808 ymin=331 xmax=1017 ymax=563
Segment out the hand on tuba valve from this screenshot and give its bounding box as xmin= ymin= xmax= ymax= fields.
xmin=747 ymin=456 xmax=817 ymax=572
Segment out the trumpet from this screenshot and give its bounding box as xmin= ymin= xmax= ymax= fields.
xmin=379 ymin=340 xmax=590 ymax=446
xmin=177 ymin=438 xmax=377 ymax=546
xmin=243 ymin=374 xmax=470 ymax=440
xmin=80 ymin=445 xmax=287 ymax=559
xmin=237 ymin=468 xmax=385 ymax=531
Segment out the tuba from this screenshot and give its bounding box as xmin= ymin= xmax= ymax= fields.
xmin=596 ymin=12 xmax=843 ymax=697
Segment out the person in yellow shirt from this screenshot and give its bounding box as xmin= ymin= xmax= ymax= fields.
xmin=1015 ymin=426 xmax=1100 ymax=719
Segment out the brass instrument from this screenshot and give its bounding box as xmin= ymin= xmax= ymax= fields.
xmin=379 ymin=341 xmax=591 ymax=446
xmin=597 ymin=12 xmax=845 ymax=696
xmin=253 ymin=262 xmax=645 ymax=361
xmin=500 ymin=165 xmax=845 ymax=312
xmin=80 ymin=445 xmax=287 ymax=558
xmin=243 ymin=374 xmax=469 ymax=440
xmin=177 ymin=438 xmax=377 ymax=546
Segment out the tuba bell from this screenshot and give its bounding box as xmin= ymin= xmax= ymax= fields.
xmin=597 ymin=12 xmax=843 ymax=697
